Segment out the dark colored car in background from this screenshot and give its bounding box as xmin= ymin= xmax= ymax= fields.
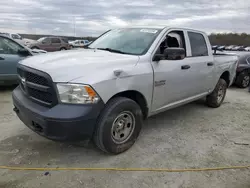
xmin=234 ymin=53 xmax=250 ymax=88
xmin=0 ymin=35 xmax=33 ymax=85
xmin=238 ymin=46 xmax=246 ymax=51
xmin=0 ymin=35 xmax=46 ymax=85
xmin=27 ymin=37 xmax=70 ymax=52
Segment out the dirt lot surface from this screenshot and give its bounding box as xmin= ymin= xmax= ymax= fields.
xmin=0 ymin=86 xmax=249 ymax=188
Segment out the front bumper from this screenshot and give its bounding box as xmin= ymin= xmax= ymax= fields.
xmin=12 ymin=86 xmax=104 ymax=141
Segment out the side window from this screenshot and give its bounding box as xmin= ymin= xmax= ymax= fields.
xmin=51 ymin=38 xmax=61 ymax=43
xmin=155 ymin=30 xmax=186 ymax=55
xmin=42 ymin=38 xmax=51 ymax=44
xmin=188 ymin=32 xmax=208 ymax=57
xmin=62 ymin=38 xmax=68 ymax=43
xmin=0 ymin=37 xmax=24 ymax=55
xmin=12 ymin=34 xmax=22 ymax=40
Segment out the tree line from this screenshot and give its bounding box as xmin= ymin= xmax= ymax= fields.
xmin=209 ymin=33 xmax=250 ymax=46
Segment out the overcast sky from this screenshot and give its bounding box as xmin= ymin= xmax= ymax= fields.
xmin=1 ymin=0 xmax=250 ymax=37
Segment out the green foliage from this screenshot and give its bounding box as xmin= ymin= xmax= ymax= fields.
xmin=209 ymin=33 xmax=250 ymax=46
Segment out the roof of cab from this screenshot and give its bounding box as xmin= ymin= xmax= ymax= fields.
xmin=119 ymin=26 xmax=206 ymax=34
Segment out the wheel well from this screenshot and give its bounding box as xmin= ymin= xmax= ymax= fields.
xmin=220 ymin=71 xmax=230 ymax=86
xmin=110 ymin=90 xmax=148 ymax=119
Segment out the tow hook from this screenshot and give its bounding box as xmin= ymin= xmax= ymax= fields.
xmin=13 ymin=107 xmax=19 ymax=113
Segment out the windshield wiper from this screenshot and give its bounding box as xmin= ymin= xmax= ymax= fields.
xmin=96 ymin=48 xmax=127 ymax=54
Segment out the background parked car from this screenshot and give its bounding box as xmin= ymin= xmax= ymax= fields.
xmin=69 ymin=40 xmax=90 ymax=48
xmin=234 ymin=54 xmax=250 ymax=88
xmin=244 ymin=46 xmax=250 ymax=51
xmin=27 ymin=37 xmax=70 ymax=52
xmin=0 ymin=35 xmax=34 ymax=85
xmin=212 ymin=45 xmax=218 ymax=50
xmin=217 ymin=45 xmax=226 ymax=50
xmin=225 ymin=45 xmax=236 ymax=50
xmin=231 ymin=46 xmax=240 ymax=51
xmin=238 ymin=46 xmax=246 ymax=51
xmin=0 ymin=32 xmax=36 ymax=46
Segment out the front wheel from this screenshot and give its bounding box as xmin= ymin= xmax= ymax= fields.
xmin=206 ymin=78 xmax=227 ymax=108
xmin=94 ymin=97 xmax=143 ymax=154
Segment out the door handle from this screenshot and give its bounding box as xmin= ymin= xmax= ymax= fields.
xmin=0 ymin=57 xmax=4 ymax=60
xmin=207 ymin=62 xmax=214 ymax=66
xmin=181 ymin=65 xmax=190 ymax=70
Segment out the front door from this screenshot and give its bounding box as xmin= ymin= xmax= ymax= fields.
xmin=40 ymin=38 xmax=52 ymax=52
xmin=151 ymin=30 xmax=206 ymax=112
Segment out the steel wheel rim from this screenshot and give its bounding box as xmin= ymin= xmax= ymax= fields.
xmin=242 ymin=76 xmax=250 ymax=87
xmin=217 ymin=85 xmax=225 ymax=103
xmin=111 ymin=111 xmax=135 ymax=144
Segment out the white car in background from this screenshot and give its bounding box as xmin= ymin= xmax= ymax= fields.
xmin=0 ymin=32 xmax=36 ymax=46
xmin=245 ymin=46 xmax=250 ymax=51
xmin=69 ymin=40 xmax=90 ymax=48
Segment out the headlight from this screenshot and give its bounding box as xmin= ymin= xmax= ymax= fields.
xmin=56 ymin=83 xmax=100 ymax=104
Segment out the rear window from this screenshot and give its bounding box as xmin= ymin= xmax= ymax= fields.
xmin=188 ymin=32 xmax=208 ymax=57
xmin=61 ymin=38 xmax=68 ymax=43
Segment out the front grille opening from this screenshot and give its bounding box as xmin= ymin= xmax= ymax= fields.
xmin=26 ymin=72 xmax=49 ymax=86
xmin=17 ymin=66 xmax=57 ymax=106
xmin=28 ymin=88 xmax=53 ymax=104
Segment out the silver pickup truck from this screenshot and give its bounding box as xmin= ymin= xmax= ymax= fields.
xmin=12 ymin=27 xmax=238 ymax=154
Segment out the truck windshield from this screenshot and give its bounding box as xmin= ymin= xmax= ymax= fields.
xmin=89 ymin=28 xmax=161 ymax=55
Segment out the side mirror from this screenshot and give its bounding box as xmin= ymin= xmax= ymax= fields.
xmin=17 ymin=48 xmax=30 ymax=56
xmin=163 ymin=48 xmax=185 ymax=60
xmin=153 ymin=48 xmax=186 ymax=61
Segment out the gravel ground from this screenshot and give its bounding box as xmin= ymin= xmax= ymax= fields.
xmin=0 ymin=86 xmax=249 ymax=188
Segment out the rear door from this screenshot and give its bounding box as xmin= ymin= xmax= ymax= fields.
xmin=51 ymin=38 xmax=61 ymax=51
xmin=0 ymin=36 xmax=28 ymax=82
xmin=186 ymin=31 xmax=214 ymax=93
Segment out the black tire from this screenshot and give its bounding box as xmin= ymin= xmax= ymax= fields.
xmin=60 ymin=47 xmax=66 ymax=51
xmin=206 ymin=78 xmax=227 ymax=108
xmin=94 ymin=97 xmax=143 ymax=154
xmin=31 ymin=46 xmax=39 ymax=50
xmin=235 ymin=71 xmax=250 ymax=88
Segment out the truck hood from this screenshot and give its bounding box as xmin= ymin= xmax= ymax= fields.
xmin=19 ymin=49 xmax=139 ymax=82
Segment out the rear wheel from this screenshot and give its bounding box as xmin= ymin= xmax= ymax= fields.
xmin=206 ymin=78 xmax=227 ymax=108
xmin=94 ymin=97 xmax=143 ymax=154
xmin=235 ymin=71 xmax=250 ymax=88
xmin=60 ymin=47 xmax=66 ymax=51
